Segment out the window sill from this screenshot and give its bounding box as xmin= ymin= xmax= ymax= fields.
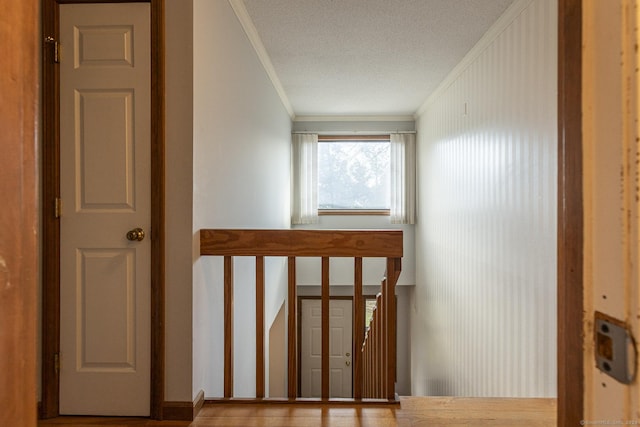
xmin=318 ymin=209 xmax=390 ymax=216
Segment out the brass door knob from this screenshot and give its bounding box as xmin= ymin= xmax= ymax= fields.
xmin=346 ymin=360 xmax=351 ymax=366
xmin=126 ymin=227 xmax=145 ymax=242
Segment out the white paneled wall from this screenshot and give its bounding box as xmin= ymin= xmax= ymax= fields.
xmin=412 ymin=0 xmax=557 ymax=397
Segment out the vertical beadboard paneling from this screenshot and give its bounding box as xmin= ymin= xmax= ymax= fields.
xmin=412 ymin=0 xmax=557 ymax=397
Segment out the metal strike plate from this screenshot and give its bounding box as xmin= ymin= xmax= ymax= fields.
xmin=595 ymin=312 xmax=637 ymax=384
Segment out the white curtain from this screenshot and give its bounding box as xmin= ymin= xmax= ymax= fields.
xmin=291 ymin=133 xmax=319 ymax=224
xmin=390 ymin=133 xmax=416 ymax=224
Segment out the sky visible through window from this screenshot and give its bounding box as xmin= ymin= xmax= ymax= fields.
xmin=318 ymin=141 xmax=390 ymax=210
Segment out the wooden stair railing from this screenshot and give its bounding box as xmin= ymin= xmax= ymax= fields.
xmin=361 ymin=271 xmax=399 ymax=399
xmin=200 ymin=229 xmax=402 ymax=402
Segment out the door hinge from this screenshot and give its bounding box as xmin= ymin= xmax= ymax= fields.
xmin=44 ymin=36 xmax=59 ymax=63
xmin=54 ymin=353 xmax=60 ymax=375
xmin=54 ymin=197 xmax=62 ymax=218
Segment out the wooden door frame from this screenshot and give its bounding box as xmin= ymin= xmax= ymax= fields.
xmin=558 ymin=0 xmax=583 ymax=425
xmin=36 ymin=0 xmax=584 ymax=422
xmin=40 ymin=0 xmax=165 ymax=419
xmin=1 ymin=1 xmax=38 ymax=425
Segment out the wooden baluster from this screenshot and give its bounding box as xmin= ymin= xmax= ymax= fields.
xmin=224 ymin=256 xmax=234 ymax=398
xmin=367 ymin=314 xmax=376 ymax=398
xmin=372 ymin=300 xmax=378 ymax=398
xmin=368 ymin=335 xmax=373 ymax=398
xmin=385 ymin=258 xmax=400 ymax=401
xmin=364 ymin=337 xmax=370 ymax=398
xmin=369 ymin=324 xmax=374 ymax=398
xmin=367 ymin=311 xmax=372 ymax=398
xmin=368 ymin=342 xmax=371 ymax=398
xmin=364 ymin=327 xmax=369 ymax=397
xmin=287 ymin=256 xmax=297 ymax=399
xmin=373 ymin=303 xmax=378 ymax=398
xmin=353 ymin=257 xmax=363 ymax=400
xmin=382 ymin=276 xmax=387 ymax=400
xmin=321 ymin=256 xmax=330 ymax=400
xmin=368 ymin=334 xmax=372 ymax=398
xmin=362 ymin=338 xmax=367 ymax=398
xmin=376 ymin=294 xmax=385 ymax=399
xmin=256 ymin=256 xmax=265 ymax=399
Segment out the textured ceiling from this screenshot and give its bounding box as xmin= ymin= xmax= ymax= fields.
xmin=242 ymin=0 xmax=515 ymax=117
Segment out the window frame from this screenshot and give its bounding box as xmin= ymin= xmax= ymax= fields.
xmin=317 ymin=134 xmax=391 ymax=216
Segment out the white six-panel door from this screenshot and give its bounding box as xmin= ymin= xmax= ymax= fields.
xmin=59 ymin=3 xmax=151 ymax=416
xmin=300 ymin=299 xmax=353 ymax=398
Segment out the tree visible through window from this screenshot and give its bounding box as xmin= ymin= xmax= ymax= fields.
xmin=318 ymin=140 xmax=390 ymax=210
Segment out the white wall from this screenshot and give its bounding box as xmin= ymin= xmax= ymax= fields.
xmin=165 ymin=0 xmax=195 ymax=403
xmin=268 ymin=303 xmax=286 ymax=398
xmin=412 ymin=0 xmax=557 ymax=397
xmin=191 ymin=0 xmax=292 ymax=399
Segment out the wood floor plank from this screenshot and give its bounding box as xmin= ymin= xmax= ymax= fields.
xmin=39 ymin=397 xmax=557 ymax=427
xmin=38 ymin=417 xmax=188 ymax=426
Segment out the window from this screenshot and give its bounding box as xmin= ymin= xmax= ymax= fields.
xmin=291 ymin=132 xmax=415 ymax=224
xmin=318 ymin=136 xmax=390 ymax=212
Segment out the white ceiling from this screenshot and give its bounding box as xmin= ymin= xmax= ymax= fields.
xmin=240 ymin=0 xmax=515 ymax=119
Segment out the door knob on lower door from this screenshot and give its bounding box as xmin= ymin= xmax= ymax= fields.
xmin=346 ymin=360 xmax=351 ymax=366
xmin=126 ymin=227 xmax=145 ymax=241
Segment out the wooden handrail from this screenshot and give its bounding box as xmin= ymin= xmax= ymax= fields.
xmin=199 ymin=229 xmax=402 ymax=403
xmin=200 ymin=229 xmax=403 ymax=257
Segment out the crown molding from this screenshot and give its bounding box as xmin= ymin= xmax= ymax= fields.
xmin=414 ymin=0 xmax=533 ymax=118
xmin=228 ymin=0 xmax=295 ymax=119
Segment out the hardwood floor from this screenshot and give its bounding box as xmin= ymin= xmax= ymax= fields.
xmin=39 ymin=397 xmax=557 ymax=426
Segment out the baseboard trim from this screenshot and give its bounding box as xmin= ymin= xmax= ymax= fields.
xmin=162 ymin=390 xmax=205 ymax=421
xmin=193 ymin=389 xmax=205 ymax=417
